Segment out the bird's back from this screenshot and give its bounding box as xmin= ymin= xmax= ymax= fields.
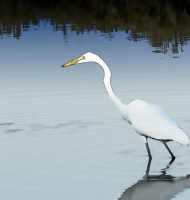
xmin=127 ymin=100 xmax=189 ymax=145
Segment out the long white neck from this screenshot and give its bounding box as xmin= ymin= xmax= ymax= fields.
xmin=93 ymin=55 xmax=129 ymax=119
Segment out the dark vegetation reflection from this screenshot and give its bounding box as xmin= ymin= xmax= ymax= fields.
xmin=1 ymin=0 xmax=190 ymax=54
xmin=119 ymin=158 xmax=190 ymax=200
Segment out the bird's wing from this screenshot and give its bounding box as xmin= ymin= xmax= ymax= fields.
xmin=128 ymin=100 xmax=189 ymax=144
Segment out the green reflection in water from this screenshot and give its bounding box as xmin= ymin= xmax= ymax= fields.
xmin=0 ymin=0 xmax=190 ymax=54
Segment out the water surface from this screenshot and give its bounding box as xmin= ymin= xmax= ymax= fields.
xmin=1 ymin=1 xmax=190 ymax=200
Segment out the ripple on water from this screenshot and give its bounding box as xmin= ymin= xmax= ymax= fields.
xmin=5 ymin=129 xmax=24 ymax=133
xmin=0 ymin=123 xmax=14 ymax=126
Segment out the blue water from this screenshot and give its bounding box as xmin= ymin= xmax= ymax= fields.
xmin=0 ymin=22 xmax=190 ymax=200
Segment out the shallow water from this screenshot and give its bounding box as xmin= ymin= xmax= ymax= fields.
xmin=1 ymin=6 xmax=190 ymax=200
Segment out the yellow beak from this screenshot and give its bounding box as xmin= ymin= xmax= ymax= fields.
xmin=62 ymin=59 xmax=78 ymax=67
xmin=62 ymin=56 xmax=86 ymax=67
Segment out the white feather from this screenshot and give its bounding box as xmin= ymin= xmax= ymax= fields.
xmin=63 ymin=52 xmax=190 ymax=158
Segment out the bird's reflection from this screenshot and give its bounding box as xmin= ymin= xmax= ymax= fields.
xmin=119 ymin=158 xmax=190 ymax=200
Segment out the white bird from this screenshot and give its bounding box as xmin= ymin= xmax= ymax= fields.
xmin=62 ymin=52 xmax=189 ymax=160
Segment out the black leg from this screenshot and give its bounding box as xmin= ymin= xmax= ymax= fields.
xmin=144 ymin=157 xmax=152 ymax=180
xmin=161 ymin=157 xmax=175 ymax=172
xmin=145 ymin=142 xmax=152 ymax=160
xmin=163 ymin=141 xmax=176 ymax=161
xmin=146 ymin=157 xmax=152 ymax=174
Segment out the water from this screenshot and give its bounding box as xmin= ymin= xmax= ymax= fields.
xmin=1 ymin=2 xmax=190 ymax=200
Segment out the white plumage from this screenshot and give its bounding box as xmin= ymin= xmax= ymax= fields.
xmin=126 ymin=99 xmax=189 ymax=144
xmin=62 ymin=52 xmax=189 ymax=159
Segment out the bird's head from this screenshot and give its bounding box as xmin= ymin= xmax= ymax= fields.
xmin=62 ymin=52 xmax=97 ymax=67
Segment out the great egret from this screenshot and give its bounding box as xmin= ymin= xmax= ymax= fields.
xmin=62 ymin=52 xmax=189 ymax=160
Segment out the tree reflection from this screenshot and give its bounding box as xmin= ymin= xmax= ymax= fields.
xmin=119 ymin=158 xmax=190 ymax=200
xmin=0 ymin=0 xmax=190 ymax=54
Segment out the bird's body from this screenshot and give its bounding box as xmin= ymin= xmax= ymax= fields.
xmin=62 ymin=52 xmax=189 ymax=159
xmin=124 ymin=99 xmax=189 ymax=144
